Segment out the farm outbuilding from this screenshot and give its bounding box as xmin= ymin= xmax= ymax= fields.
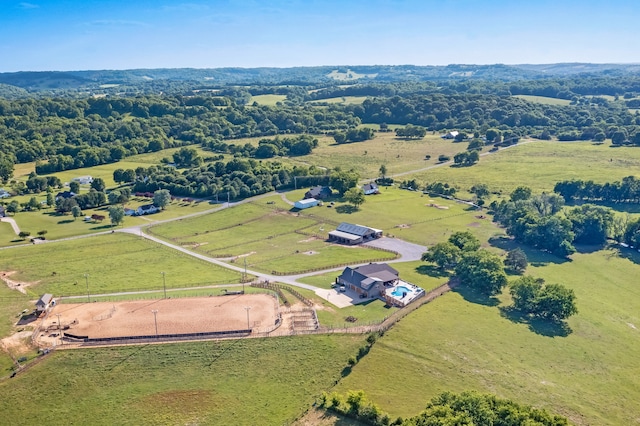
xmin=294 ymin=198 xmax=319 ymax=209
xmin=328 ymin=222 xmax=383 ymax=245
xmin=36 ymin=294 xmax=54 ymax=313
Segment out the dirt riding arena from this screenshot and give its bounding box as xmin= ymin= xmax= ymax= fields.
xmin=39 ymin=294 xmax=279 ymax=345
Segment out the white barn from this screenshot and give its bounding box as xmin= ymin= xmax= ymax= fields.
xmin=294 ymin=198 xmax=319 ymax=209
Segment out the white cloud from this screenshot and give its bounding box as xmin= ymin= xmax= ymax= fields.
xmin=18 ymin=2 xmax=39 ymax=9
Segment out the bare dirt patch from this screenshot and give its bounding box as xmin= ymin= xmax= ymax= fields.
xmin=1 ymin=330 xmax=33 ymax=355
xmin=41 ymin=294 xmax=279 ymax=343
xmin=302 ymin=250 xmax=319 ymax=255
xmin=467 ymin=222 xmax=481 ymax=227
xmin=395 ymin=224 xmax=411 ymax=229
xmin=426 ymin=203 xmax=449 ymax=210
xmin=0 ymin=271 xmax=36 ymax=294
xmin=299 ymin=236 xmax=320 ymax=243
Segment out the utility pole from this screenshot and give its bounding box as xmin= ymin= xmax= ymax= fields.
xmin=56 ymin=313 xmax=62 ymax=345
xmin=244 ymin=306 xmax=251 ymax=330
xmin=161 ymin=271 xmax=166 ymax=299
xmin=84 ymin=273 xmax=90 ymax=303
xmin=151 ymin=310 xmax=158 ymax=337
xmin=243 ymin=258 xmax=247 ymax=292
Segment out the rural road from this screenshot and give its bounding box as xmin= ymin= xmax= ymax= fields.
xmin=0 ymin=217 xmax=21 ymax=235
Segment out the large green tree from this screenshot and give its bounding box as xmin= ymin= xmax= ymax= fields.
xmin=422 ymin=242 xmax=461 ymax=270
xmin=153 ymin=189 xmax=172 ymax=210
xmin=448 ymin=231 xmax=480 ymax=252
xmin=329 ymin=169 xmax=359 ymax=196
xmin=455 ymin=250 xmax=507 ymax=295
xmin=108 ymin=205 xmax=125 ymax=227
xmin=343 ymin=187 xmax=365 ymax=209
xmin=510 ymin=276 xmax=578 ymax=321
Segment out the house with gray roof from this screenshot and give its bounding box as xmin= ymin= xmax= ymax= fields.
xmin=35 ymin=294 xmax=54 ymax=313
xmin=337 ymin=263 xmax=399 ymax=298
xmin=304 ymin=186 xmax=332 ymax=200
xmin=328 ymin=222 xmax=383 ymax=245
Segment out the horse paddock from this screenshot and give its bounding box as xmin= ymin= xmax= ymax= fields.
xmin=40 ymin=293 xmax=279 ymax=344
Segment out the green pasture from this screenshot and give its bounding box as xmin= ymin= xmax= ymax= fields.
xmin=57 ymin=285 xmax=274 ymax=304
xmin=415 ymin=140 xmax=640 ymax=195
xmin=513 ymin=94 xmax=572 ymax=106
xmin=249 ymin=94 xmax=287 ymax=105
xmin=284 ymin=186 xmax=501 ymax=247
xmin=1 ymin=197 xmax=215 ymax=247
xmin=0 ymin=335 xmax=365 ymax=426
xmin=336 ymin=248 xmax=640 ymax=425
xmin=308 ymin=96 xmax=368 ymax=105
xmin=0 ymin=233 xmax=243 ymax=297
xmin=296 ymin=132 xmax=484 ymax=179
xmin=149 ymin=200 xmax=396 ymax=274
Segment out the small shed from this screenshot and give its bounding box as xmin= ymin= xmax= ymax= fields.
xmin=294 ymin=198 xmax=319 ymax=209
xmin=35 ymin=294 xmax=54 ymax=313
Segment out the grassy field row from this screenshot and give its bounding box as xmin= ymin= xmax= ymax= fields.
xmin=0 ymin=233 xmax=243 ymax=297
xmin=336 ymin=248 xmax=640 ymax=425
xmin=149 ymin=199 xmax=400 ymax=274
xmin=0 ymin=335 xmax=365 ymax=425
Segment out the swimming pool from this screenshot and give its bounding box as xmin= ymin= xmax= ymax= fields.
xmin=391 ymin=285 xmax=412 ymax=298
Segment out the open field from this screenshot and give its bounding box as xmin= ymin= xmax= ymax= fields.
xmin=0 ymin=197 xmax=216 ymax=247
xmin=0 ymin=335 xmax=365 ymax=425
xmin=0 ymin=233 xmax=243 ymax=297
xmin=282 ymin=187 xmax=501 ymax=247
xmin=43 ymin=294 xmax=278 ymax=342
xmin=513 ymin=94 xmax=572 ymax=106
xmin=249 ymin=94 xmax=287 ymax=105
xmin=335 ymin=248 xmax=640 ymax=425
xmin=414 ymin=140 xmax=640 ymax=194
xmin=308 ymin=96 xmax=368 ymax=105
xmin=149 ymin=201 xmax=397 ymax=274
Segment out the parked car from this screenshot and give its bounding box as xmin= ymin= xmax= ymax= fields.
xmin=339 ymin=286 xmax=346 ymax=292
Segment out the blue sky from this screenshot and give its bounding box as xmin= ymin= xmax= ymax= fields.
xmin=1 ymin=0 xmax=638 ymax=72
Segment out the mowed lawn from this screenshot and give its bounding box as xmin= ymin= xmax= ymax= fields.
xmin=0 ymin=233 xmax=243 ymax=297
xmin=0 ymin=335 xmax=365 ymax=426
xmin=284 ymin=186 xmax=501 ymax=247
xmin=149 ymin=201 xmax=396 ymax=274
xmin=416 ymin=140 xmax=640 ymax=194
xmin=335 ymin=249 xmax=640 ymax=425
xmin=0 ymin=198 xmax=215 ymax=247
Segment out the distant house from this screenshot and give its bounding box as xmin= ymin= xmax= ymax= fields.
xmin=328 ymin=222 xmax=383 ymax=245
xmin=55 ymin=191 xmax=76 ymax=200
xmin=304 ymin=186 xmax=332 ymax=200
xmin=72 ymin=176 xmax=93 ymax=185
xmin=363 ymin=182 xmax=379 ymax=195
xmin=136 ymin=204 xmax=159 ymax=215
xmin=442 ymin=131 xmax=459 ymax=139
xmin=0 ymin=188 xmax=10 ymax=199
xmin=294 ymin=198 xmax=319 ymax=209
xmin=337 ymin=263 xmax=399 ymax=298
xmin=124 ymin=208 xmax=136 ymax=216
xmin=35 ymin=294 xmax=54 ymax=313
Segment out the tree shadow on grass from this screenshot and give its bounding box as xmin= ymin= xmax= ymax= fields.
xmin=415 ymin=264 xmax=450 ymax=279
xmin=335 ymin=205 xmax=357 ymax=214
xmin=57 ymin=219 xmax=74 ymax=224
xmin=89 ymin=224 xmax=113 ymax=231
xmin=488 ymin=236 xmax=570 ymax=267
xmin=499 ymin=306 xmax=572 ymax=337
xmin=573 ymin=243 xmax=605 ymax=254
xmin=452 ymin=285 xmax=500 ymax=307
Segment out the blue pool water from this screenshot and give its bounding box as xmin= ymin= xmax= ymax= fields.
xmin=391 ymin=285 xmax=412 ymax=297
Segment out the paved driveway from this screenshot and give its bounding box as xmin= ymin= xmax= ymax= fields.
xmin=363 ymin=237 xmax=426 ymax=262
